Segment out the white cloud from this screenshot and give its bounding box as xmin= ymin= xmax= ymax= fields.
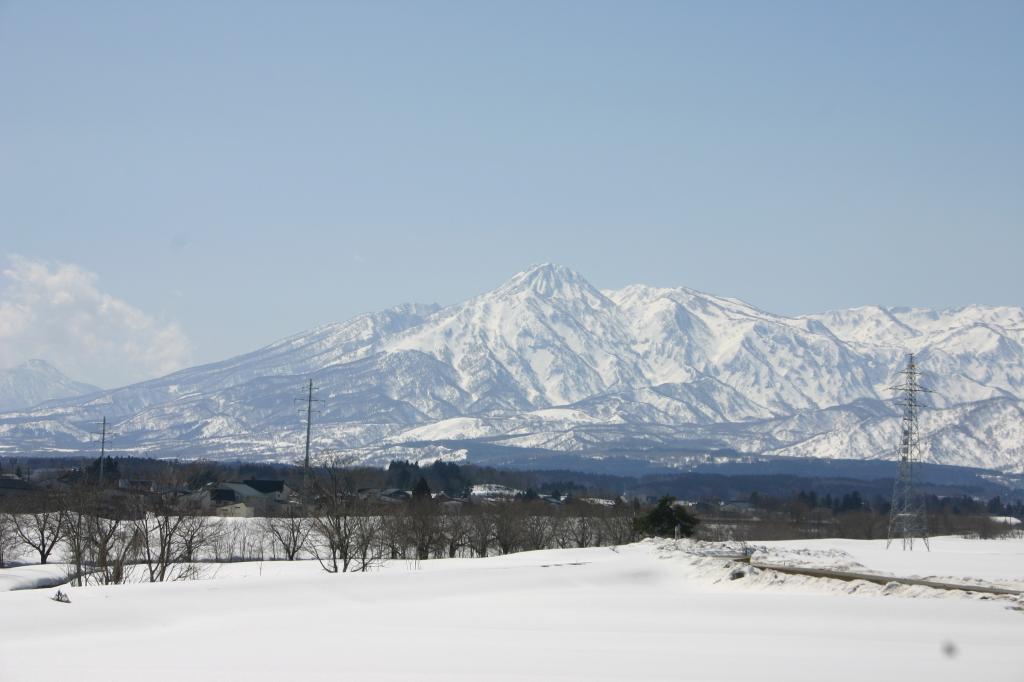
xmin=0 ymin=255 xmax=191 ymax=388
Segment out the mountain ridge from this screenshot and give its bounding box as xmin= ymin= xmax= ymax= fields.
xmin=1 ymin=264 xmax=1021 ymax=473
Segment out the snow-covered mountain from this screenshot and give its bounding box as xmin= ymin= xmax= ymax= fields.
xmin=0 ymin=359 xmax=100 ymax=412
xmin=1 ymin=265 xmax=1021 ymax=472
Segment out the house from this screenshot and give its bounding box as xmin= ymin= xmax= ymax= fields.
xmin=190 ymin=479 xmax=293 ymax=516
xmin=239 ymin=480 xmax=292 ymax=500
xmin=216 ymin=502 xmax=255 ymax=518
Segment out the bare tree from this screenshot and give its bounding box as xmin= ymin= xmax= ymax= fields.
xmin=176 ymin=509 xmax=221 ymax=563
xmin=54 ymin=484 xmax=141 ymax=585
xmin=566 ymin=512 xmax=594 ymax=548
xmin=600 ymin=506 xmax=638 ymax=546
xmin=467 ymin=506 xmax=494 ymax=558
xmin=520 ymin=504 xmax=553 ymax=551
xmin=352 ymin=509 xmax=385 ymax=572
xmin=380 ymin=511 xmax=408 ymax=560
xmin=134 ymin=510 xmax=185 ymax=582
xmin=549 ymin=512 xmax=572 ymax=549
xmin=61 ymin=491 xmax=91 ymax=586
xmin=228 ymin=520 xmax=267 ymax=562
xmin=132 ymin=494 xmax=215 ymax=582
xmin=0 ymin=511 xmax=18 ymax=568
xmin=306 ymin=458 xmax=361 ymax=573
xmin=87 ymin=511 xmax=140 ymax=585
xmin=406 ymin=498 xmax=441 ymax=561
xmin=8 ymin=496 xmax=64 ymax=565
xmin=492 ymin=502 xmax=522 ymax=555
xmin=260 ymin=504 xmax=311 ymax=561
xmin=309 ymin=502 xmax=355 ymax=573
xmin=437 ymin=508 xmax=471 ymax=558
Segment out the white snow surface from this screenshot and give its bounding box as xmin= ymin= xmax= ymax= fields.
xmin=1 ymin=536 xmax=1022 ymax=681
xmin=2 ymin=264 xmax=1023 ymax=470
xmin=0 ymin=563 xmax=70 ymax=592
xmin=754 ymin=536 xmax=1024 ymax=588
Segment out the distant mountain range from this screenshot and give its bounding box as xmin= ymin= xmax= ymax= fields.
xmin=1 ymin=264 xmax=1022 ymax=473
xmin=0 ymin=360 xmax=100 ymax=413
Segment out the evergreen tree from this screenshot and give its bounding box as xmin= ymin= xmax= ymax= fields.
xmin=636 ymin=496 xmax=699 ymax=538
xmin=412 ymin=477 xmax=432 ymax=500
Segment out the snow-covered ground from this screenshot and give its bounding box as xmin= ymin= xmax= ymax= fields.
xmin=1 ymin=537 xmax=1022 ymax=681
xmin=0 ymin=562 xmax=71 ymax=592
xmin=756 ymin=536 xmax=1024 ymax=589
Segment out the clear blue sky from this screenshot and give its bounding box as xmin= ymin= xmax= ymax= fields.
xmin=1 ymin=1 xmax=1021 ymax=386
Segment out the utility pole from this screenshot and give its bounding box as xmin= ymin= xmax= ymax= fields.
xmin=304 ymin=380 xmax=314 ymax=475
xmin=94 ymin=416 xmax=108 ymax=485
xmin=296 ymin=380 xmax=322 ymax=498
xmin=886 ymin=353 xmax=932 ymax=551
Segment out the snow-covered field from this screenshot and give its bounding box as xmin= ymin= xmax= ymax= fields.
xmin=1 ymin=536 xmax=1022 ymax=681
xmin=756 ymin=536 xmax=1024 ymax=588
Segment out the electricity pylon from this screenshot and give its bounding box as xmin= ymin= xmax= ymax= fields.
xmin=886 ymin=353 xmax=931 ymax=551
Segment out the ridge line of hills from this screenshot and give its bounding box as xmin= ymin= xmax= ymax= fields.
xmin=1 ymin=264 xmax=1022 ymax=473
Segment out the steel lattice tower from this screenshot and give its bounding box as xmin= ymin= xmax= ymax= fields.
xmin=886 ymin=353 xmax=931 ymax=551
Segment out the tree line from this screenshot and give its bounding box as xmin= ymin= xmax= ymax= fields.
xmin=693 ymin=489 xmax=1022 ymax=542
xmin=0 ymin=461 xmax=699 ymax=584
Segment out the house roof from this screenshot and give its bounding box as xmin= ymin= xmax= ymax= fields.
xmin=211 ymin=488 xmax=239 ymax=502
xmin=242 ymin=479 xmax=286 ymax=494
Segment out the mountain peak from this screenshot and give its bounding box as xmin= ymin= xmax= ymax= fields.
xmin=19 ymin=358 xmax=59 ymax=373
xmin=497 ymin=263 xmax=599 ymax=299
xmin=0 ymin=360 xmax=100 ymax=412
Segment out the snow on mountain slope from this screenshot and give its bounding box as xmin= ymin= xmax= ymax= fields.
xmin=1 ymin=304 xmax=438 ymax=421
xmin=804 ymin=306 xmax=1024 ymax=408
xmin=764 ymin=397 xmax=1024 ymax=471
xmin=0 ymin=265 xmax=1021 ymax=472
xmin=387 ymin=264 xmax=646 ymax=409
xmin=0 ymin=359 xmax=100 ymax=412
xmin=609 ymin=284 xmax=879 ymax=414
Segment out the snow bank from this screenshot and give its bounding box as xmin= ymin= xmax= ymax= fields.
xmin=748 ymin=546 xmax=866 ymax=572
xmin=0 ymin=563 xmax=71 ymax=592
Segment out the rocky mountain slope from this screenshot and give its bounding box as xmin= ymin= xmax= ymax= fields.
xmin=1 ymin=265 xmax=1021 ymax=472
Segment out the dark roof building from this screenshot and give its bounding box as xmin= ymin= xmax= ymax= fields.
xmin=242 ymin=480 xmax=286 ymax=494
